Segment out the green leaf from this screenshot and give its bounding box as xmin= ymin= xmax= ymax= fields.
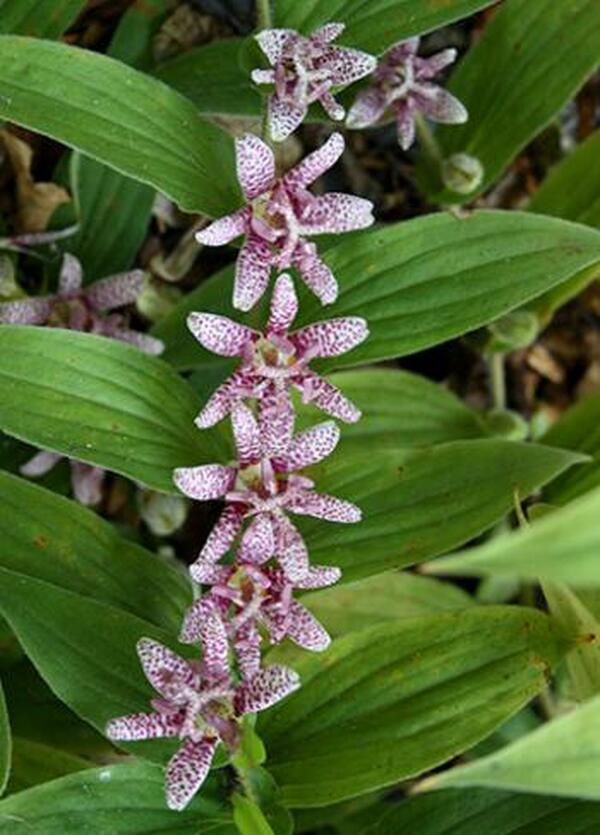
xmin=232 ymin=793 xmax=276 ymax=835
xmin=542 ymin=393 xmax=600 ymax=504
xmin=426 ymin=485 xmax=600 ymax=586
xmin=0 ymin=471 xmax=190 ymax=632
xmin=7 ymin=738 xmax=89 ymax=795
xmin=529 ymin=132 xmax=600 ymax=229
xmin=297 ymin=440 xmax=582 ymax=582
xmin=108 ymin=0 xmax=171 ymax=70
xmin=0 ymin=36 xmax=241 ymax=215
xmin=0 ymin=568 xmax=183 ymax=763
xmin=0 ymin=762 xmax=236 ymax=833
xmin=423 ymin=0 xmax=600 ymax=203
xmin=542 ymin=582 xmax=600 ymax=701
xmin=0 ymin=0 xmax=86 ymax=39
xmin=420 ymin=694 xmax=600 ymax=799
xmin=0 ymin=681 xmax=10 ymax=796
xmin=155 ymin=38 xmax=262 ymax=117
xmin=296 ymin=368 xmax=487 ymax=448
xmin=154 ymin=212 xmax=600 ymax=371
xmin=0 ymin=326 xmax=226 ymax=493
xmin=272 ymin=0 xmax=499 ymax=55
xmin=361 ymin=788 xmax=600 ymax=835
xmin=258 ymin=606 xmax=570 ymax=807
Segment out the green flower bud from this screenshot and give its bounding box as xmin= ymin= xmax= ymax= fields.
xmin=442 ymin=152 xmax=484 ymax=194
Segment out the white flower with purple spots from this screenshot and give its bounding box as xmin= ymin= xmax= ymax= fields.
xmin=187 ymin=273 xmax=367 ymax=434
xmin=252 ymin=23 xmax=376 ymax=141
xmin=106 ymin=637 xmax=298 ymax=811
xmin=196 ymin=133 xmax=374 ymax=311
xmin=346 ymin=37 xmax=468 ymax=150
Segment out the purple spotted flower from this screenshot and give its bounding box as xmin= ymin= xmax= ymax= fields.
xmin=106 ymin=637 xmax=298 ymax=811
xmin=0 ymin=253 xmax=164 ymax=354
xmin=251 ymin=23 xmax=376 ymax=142
xmin=346 ymin=37 xmax=468 ymax=150
xmin=195 ymin=133 xmax=374 ymax=311
xmin=173 ymin=401 xmax=360 ymax=579
xmin=187 ymin=273 xmax=367 ymax=434
xmin=182 ymin=557 xmax=340 ymax=679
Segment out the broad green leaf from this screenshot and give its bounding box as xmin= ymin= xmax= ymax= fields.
xmin=268 ymin=572 xmax=473 ymax=667
xmin=0 ymin=326 xmax=226 ymax=493
xmin=542 ymin=393 xmax=600 ymax=504
xmin=427 ymin=485 xmax=600 ymax=586
xmin=154 ymin=212 xmax=600 ymax=371
xmin=0 ymin=36 xmax=241 ymax=215
xmin=0 ymin=0 xmax=85 ymax=39
xmin=0 ymin=568 xmax=183 ymax=763
xmin=0 ymin=681 xmax=9 ymax=796
xmin=361 ymin=788 xmax=600 ymax=835
xmin=420 ymin=694 xmax=600 ymax=799
xmin=155 ymin=38 xmax=262 ymax=117
xmin=0 ymin=471 xmax=190 ymax=632
xmin=272 ymin=0 xmax=499 ymax=55
xmin=232 ymin=793 xmax=276 ymax=835
xmin=296 ymin=368 xmax=487 ymax=448
xmin=423 ymin=0 xmax=600 ymax=203
xmin=108 ymin=0 xmax=170 ymax=70
xmin=297 ymin=440 xmax=582 ymax=581
xmin=8 ymin=739 xmax=89 ymax=795
xmin=529 ymin=132 xmax=600 ymax=229
xmin=0 ymin=762 xmax=235 ymax=833
xmin=258 ymin=606 xmax=570 ymax=807
xmin=542 ymin=582 xmax=600 ymax=701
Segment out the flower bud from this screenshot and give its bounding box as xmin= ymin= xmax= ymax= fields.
xmin=442 ymin=152 xmax=484 ymax=194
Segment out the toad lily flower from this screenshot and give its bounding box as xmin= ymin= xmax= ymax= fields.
xmin=182 ymin=559 xmax=340 ymax=679
xmin=346 ymin=37 xmax=468 ymax=150
xmin=0 ymin=252 xmax=164 ymax=355
xmin=106 ymin=638 xmax=298 ymax=811
xmin=173 ymin=402 xmax=361 ymax=578
xmin=188 ymin=273 xmax=367 ymax=432
xmin=195 ymin=133 xmax=374 ymax=311
xmin=252 ymin=23 xmax=376 ymax=141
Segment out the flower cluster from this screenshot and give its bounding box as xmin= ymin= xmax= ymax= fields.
xmin=0 ymin=253 xmax=163 ymax=504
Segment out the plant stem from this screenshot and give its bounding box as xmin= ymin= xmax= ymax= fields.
xmin=488 ymin=351 xmax=507 ymax=410
xmin=414 ymin=113 xmax=442 ymax=164
xmin=256 ymin=0 xmax=272 ymax=30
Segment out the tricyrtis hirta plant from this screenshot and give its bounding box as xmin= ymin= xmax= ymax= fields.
xmin=0 ymin=0 xmax=599 ymax=832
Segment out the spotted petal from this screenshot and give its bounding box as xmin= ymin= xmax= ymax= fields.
xmin=236 ymin=665 xmax=300 ymax=714
xmin=238 ymin=514 xmax=275 ymax=564
xmin=293 ymin=317 xmax=368 ymax=358
xmin=346 ymin=86 xmax=388 ymax=129
xmin=114 ymin=329 xmax=165 ymax=355
xmin=58 ymin=253 xmax=83 ymax=294
xmin=255 ymin=28 xmax=297 ymax=64
xmin=394 ymin=101 xmax=417 ymax=151
xmin=283 ymin=132 xmax=344 ymax=191
xmin=0 ymin=296 xmax=53 ymax=324
xmin=231 ymin=403 xmax=261 ymax=465
xmin=268 ymin=94 xmax=307 ymax=143
xmin=193 ymin=504 xmax=246 ymax=567
xmin=180 ymin=598 xmax=229 ymax=677
xmin=234 ymin=234 xmax=273 ymax=311
xmin=293 ymin=246 xmax=338 ymax=305
xmin=416 ymin=47 xmax=458 ymax=79
xmin=106 ymin=710 xmax=182 ymax=742
xmin=281 ymin=421 xmax=340 ymax=471
xmin=85 ymin=270 xmax=145 ymax=311
xmin=234 ymin=622 xmax=262 ymax=680
xmin=267 ymin=273 xmax=298 ymax=334
xmin=415 ymin=85 xmax=468 ymax=124
xmin=295 ymin=564 xmax=342 ymax=589
xmin=196 ymin=368 xmax=255 ymax=429
xmin=196 ymin=208 xmax=248 ymax=246
xmin=274 ymin=516 xmax=310 ymax=581
xmin=136 ymin=638 xmax=197 ymax=697
xmin=174 ymin=464 xmax=235 ymax=501
xmin=300 ymin=193 xmax=374 ymax=235
xmin=236 ymin=134 xmax=275 ymax=200
xmin=287 ymin=600 xmax=331 ymax=651
xmin=187 ymin=312 xmax=254 ymax=357
xmin=286 ymin=490 xmax=362 ymax=523
xmin=385 ymin=37 xmax=420 ymax=66
xmin=324 ymin=45 xmax=377 ymax=87
xmin=166 ymin=737 xmax=218 ymax=811
xmin=313 ymin=22 xmax=345 ymax=44
xmin=298 ymin=371 xmax=361 ymax=423
xmin=319 ymin=91 xmax=345 ymax=121
xmin=259 ymin=386 xmax=296 ymax=459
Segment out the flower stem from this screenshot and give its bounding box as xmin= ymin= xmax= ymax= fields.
xmin=414 ymin=113 xmax=442 ymax=164
xmin=488 ymin=351 xmax=506 ymax=411
xmin=256 ymin=0 xmax=272 ymax=30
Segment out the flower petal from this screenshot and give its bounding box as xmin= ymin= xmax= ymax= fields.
xmin=0 ymin=296 xmax=53 ymax=324
xmin=136 ymin=637 xmax=197 ymax=696
xmin=187 ymin=560 xmax=228 ymax=585
xmin=293 ymin=317 xmax=368 ymax=357
xmin=283 ymin=132 xmax=344 ymax=191
xmin=295 ymin=564 xmax=341 ymax=589
xmin=384 ymin=37 xmax=420 ymax=66
xmin=274 ymin=515 xmax=309 ymax=582
xmin=196 ymin=368 xmax=255 ymax=429
xmin=238 ymin=514 xmax=275 ymax=564
xmin=346 ymin=86 xmax=388 ymax=129
xmin=196 ymin=208 xmax=248 ymax=246
xmin=106 ymin=710 xmax=182 ymax=742
xmin=187 ymin=312 xmax=254 ymax=357
xmin=251 ymin=68 xmax=276 ymax=85
xmin=70 ymin=462 xmax=105 ymax=506
xmin=415 ymin=86 xmax=468 ymax=124
xmin=193 ymin=504 xmax=246 ymax=566
xmin=235 ymin=665 xmax=300 ymax=714
xmin=394 ymin=100 xmax=417 ymax=150
xmin=268 ymin=94 xmax=307 ymax=143
xmin=166 ymin=737 xmax=218 ymax=811
xmin=286 ymin=490 xmax=362 ymax=523
xmin=267 ymin=273 xmax=298 ymax=334
xmin=180 ymin=598 xmax=230 ymax=677
xmin=231 ymin=402 xmax=261 ymax=465
xmin=324 ymin=45 xmax=377 ymax=87
xmin=58 ymin=253 xmax=83 ymax=294
xmin=313 ymin=22 xmax=345 ymax=43
xmin=20 ymin=450 xmax=62 ymax=477
xmin=85 ymin=271 xmax=144 ymax=310
xmin=280 ymin=421 xmax=340 ymax=471
xmin=416 ymin=47 xmax=457 ymax=79
xmin=319 ymin=91 xmax=345 ymax=121
xmin=299 ymin=371 xmax=362 ymax=423
xmin=236 ymin=134 xmax=275 ymax=200
xmin=114 ymin=329 xmax=165 ymax=355
xmin=173 ymin=464 xmax=236 ymax=501
xmin=287 ymin=600 xmax=331 ymax=651
xmin=255 ymin=28 xmax=296 ymax=64
xmin=234 ymin=622 xmax=262 ymax=680
xmin=300 ymin=192 xmax=374 ymax=235
xmin=292 ymin=246 xmax=338 ymax=305
xmin=259 ymin=386 xmax=295 ymax=459
xmin=234 ymin=234 xmax=272 ymax=311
